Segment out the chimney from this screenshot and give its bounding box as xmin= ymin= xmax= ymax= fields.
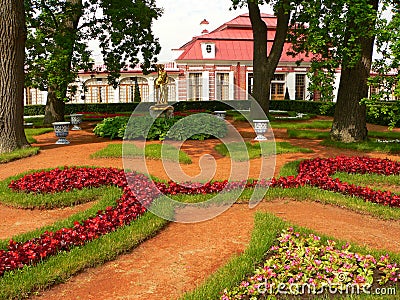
xmin=200 ymin=19 xmax=209 ymax=35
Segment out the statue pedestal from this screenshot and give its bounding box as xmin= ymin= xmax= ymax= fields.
xmin=149 ymin=104 xmax=174 ymax=118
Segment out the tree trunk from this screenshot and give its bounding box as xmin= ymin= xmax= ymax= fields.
xmin=43 ymin=87 xmax=66 ymax=124
xmin=248 ymin=0 xmax=291 ymax=119
xmin=330 ymin=0 xmax=378 ymax=142
xmin=43 ymin=0 xmax=82 ymax=125
xmin=0 ymin=0 xmax=30 ymax=153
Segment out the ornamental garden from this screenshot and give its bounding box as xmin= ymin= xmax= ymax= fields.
xmin=1 ymin=107 xmax=400 ymax=299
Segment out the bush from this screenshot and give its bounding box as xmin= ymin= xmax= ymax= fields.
xmin=93 ymin=116 xmax=129 ymax=139
xmin=121 ymin=116 xmax=179 ymax=140
xmin=166 ymin=114 xmax=228 ymax=140
xmin=95 ymin=114 xmax=228 ymax=141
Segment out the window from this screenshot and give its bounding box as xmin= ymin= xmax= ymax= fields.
xmin=84 ymin=78 xmax=114 ymax=103
xmin=206 ymin=45 xmax=212 ymax=53
xmin=271 ymin=74 xmax=285 ymax=100
xmin=25 ymin=87 xmax=44 ymax=105
xmin=167 ymin=77 xmax=176 ymax=101
xmin=295 ymin=74 xmax=306 ymax=100
xmin=119 ymin=77 xmax=149 ymax=102
xmin=216 ymin=73 xmax=229 ymax=100
xmin=247 ymin=73 xmax=254 ymax=97
xmin=188 ymin=73 xmax=202 ymax=100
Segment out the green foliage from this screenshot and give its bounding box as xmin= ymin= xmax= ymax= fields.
xmin=288 ymin=0 xmax=379 ymax=102
xmin=23 ymin=101 xmax=251 ymax=116
xmin=269 ymin=100 xmax=335 ymax=116
xmin=166 ymin=114 xmax=228 ymax=141
xmin=24 ymin=0 xmax=162 ymax=109
xmin=367 ymin=2 xmax=400 ymax=122
xmin=93 ymin=116 xmax=129 ymax=139
xmin=121 ymin=116 xmax=178 ymax=140
xmin=94 ymin=114 xmax=228 ymax=141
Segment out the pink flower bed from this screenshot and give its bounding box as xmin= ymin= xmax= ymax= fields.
xmin=2 ymin=156 xmax=400 ymax=277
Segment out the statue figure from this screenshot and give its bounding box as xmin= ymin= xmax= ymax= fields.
xmin=155 ymin=64 xmax=168 ymax=105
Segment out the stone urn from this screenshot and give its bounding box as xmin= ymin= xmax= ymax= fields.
xmin=52 ymin=122 xmax=70 ymax=144
xmin=214 ymin=110 xmax=227 ymax=120
xmin=70 ymin=114 xmax=83 ymax=130
xmin=253 ymin=120 xmax=269 ymax=141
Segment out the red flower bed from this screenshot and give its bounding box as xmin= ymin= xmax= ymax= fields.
xmin=75 ymin=112 xmax=129 ymax=119
xmin=2 ymin=156 xmax=400 ymax=277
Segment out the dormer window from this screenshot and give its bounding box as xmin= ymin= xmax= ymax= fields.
xmin=201 ymin=43 xmax=215 ymax=59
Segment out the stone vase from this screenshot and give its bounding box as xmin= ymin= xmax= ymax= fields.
xmin=253 ymin=120 xmax=269 ymax=141
xmin=52 ymin=122 xmax=70 ymax=144
xmin=70 ymin=114 xmax=83 ymax=130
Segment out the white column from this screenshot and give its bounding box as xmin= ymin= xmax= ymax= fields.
xmin=202 ymin=71 xmax=209 ymax=100
xmin=286 ymin=72 xmax=296 ymax=100
xmin=229 ymin=71 xmax=234 ymax=100
xmin=148 ymin=77 xmax=155 ymax=102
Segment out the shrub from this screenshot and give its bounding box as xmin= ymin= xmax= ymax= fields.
xmin=95 ymin=114 xmax=228 ymax=141
xmin=93 ymin=116 xmax=129 ymax=139
xmin=121 ymin=116 xmax=179 ymax=140
xmin=166 ymin=114 xmax=228 ymax=140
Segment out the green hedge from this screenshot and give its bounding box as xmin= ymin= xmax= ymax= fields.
xmin=23 ymin=101 xmax=251 ymax=116
xmin=24 ymin=100 xmax=399 ymax=128
xmin=269 ymin=100 xmax=335 ymax=116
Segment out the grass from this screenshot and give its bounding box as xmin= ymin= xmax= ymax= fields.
xmin=286 ymin=127 xmax=400 ymax=153
xmin=270 ymin=119 xmax=332 ymax=129
xmin=90 ymin=143 xmax=192 ymax=164
xmin=0 ymin=170 xmax=171 ymax=299
xmin=0 ymin=167 xmax=119 ymax=209
xmin=214 ymin=141 xmax=313 ymax=161
xmin=0 ymin=147 xmax=40 ymax=164
xmin=181 ymin=212 xmax=400 ymax=299
xmin=287 ymin=128 xmax=330 ymax=139
xmin=0 ymin=127 xmax=53 ymax=163
xmin=25 ymin=127 xmax=54 ymax=143
xmin=321 ymin=139 xmax=400 ymax=153
xmin=2 ymin=158 xmax=400 ymax=298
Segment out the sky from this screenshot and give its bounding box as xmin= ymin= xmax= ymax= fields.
xmin=151 ymin=0 xmax=273 ymax=62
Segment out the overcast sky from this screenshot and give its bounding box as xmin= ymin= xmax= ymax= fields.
xmin=152 ymin=0 xmax=273 ymax=62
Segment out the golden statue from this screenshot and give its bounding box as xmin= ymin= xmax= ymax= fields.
xmin=155 ymin=64 xmax=169 ymax=105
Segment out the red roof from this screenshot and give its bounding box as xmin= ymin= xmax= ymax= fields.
xmin=176 ymin=14 xmax=312 ymax=63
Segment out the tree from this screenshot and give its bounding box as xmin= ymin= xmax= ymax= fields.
xmin=289 ymin=0 xmax=380 ymax=142
xmin=364 ymin=1 xmax=400 ymax=129
xmin=232 ymin=0 xmax=296 ymax=117
xmin=25 ymin=0 xmax=162 ymax=125
xmin=0 ymin=0 xmax=30 ymax=154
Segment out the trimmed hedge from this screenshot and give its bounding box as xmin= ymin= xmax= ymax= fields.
xmin=24 ymin=100 xmax=399 ymax=128
xmin=269 ymin=100 xmax=335 ymax=116
xmin=23 ymin=101 xmax=251 ymax=116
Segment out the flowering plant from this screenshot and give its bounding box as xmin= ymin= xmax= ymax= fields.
xmin=221 ymin=228 xmax=400 ymax=299
xmin=3 ymin=156 xmax=400 ymax=278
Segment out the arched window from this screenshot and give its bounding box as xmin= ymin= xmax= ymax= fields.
xmin=84 ymin=78 xmax=114 ymax=103
xmin=119 ymin=77 xmax=149 ymax=102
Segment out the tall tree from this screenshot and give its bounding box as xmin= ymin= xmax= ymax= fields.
xmin=0 ymin=0 xmax=30 ymax=153
xmin=364 ymin=1 xmax=400 ymax=128
xmin=289 ymin=0 xmax=380 ymax=142
xmin=232 ymin=0 xmax=296 ymax=117
xmin=25 ymin=0 xmax=162 ymax=125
